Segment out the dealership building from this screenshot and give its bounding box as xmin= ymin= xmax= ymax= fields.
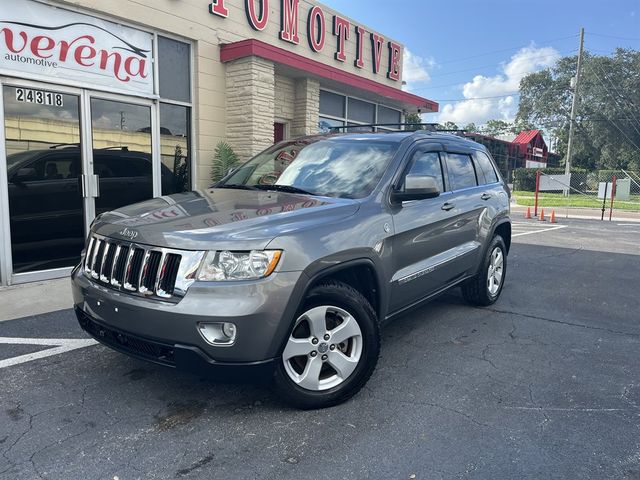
xmin=0 ymin=0 xmax=437 ymax=286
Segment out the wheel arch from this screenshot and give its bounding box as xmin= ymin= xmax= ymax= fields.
xmin=492 ymin=219 xmax=512 ymax=253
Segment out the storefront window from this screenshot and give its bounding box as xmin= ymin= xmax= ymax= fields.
xmin=319 ymin=90 xmax=402 ymax=133
xmin=378 ymin=105 xmax=402 ymax=125
xmin=347 ymin=98 xmax=375 ymax=124
xmin=160 ymin=103 xmax=191 ymax=194
xmin=158 ymin=36 xmax=191 ymax=103
xmin=158 ymin=35 xmax=192 ymax=194
xmin=319 ymin=91 xmax=346 ymax=118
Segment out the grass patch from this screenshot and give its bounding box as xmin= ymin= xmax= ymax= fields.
xmin=512 ymin=191 xmax=640 ymax=211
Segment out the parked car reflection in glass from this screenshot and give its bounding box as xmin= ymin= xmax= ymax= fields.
xmin=7 ymin=145 xmax=178 ymax=273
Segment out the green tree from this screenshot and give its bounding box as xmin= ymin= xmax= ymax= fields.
xmin=482 ymin=119 xmax=512 ymax=137
xmin=464 ymin=122 xmax=478 ymax=133
xmin=438 ymin=121 xmax=459 ymax=131
xmin=211 ymin=141 xmax=240 ymax=183
xmin=517 ymin=48 xmax=640 ymax=170
xmin=405 ymin=112 xmax=424 ymax=130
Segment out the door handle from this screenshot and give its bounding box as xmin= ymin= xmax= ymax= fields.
xmin=89 ymin=174 xmax=100 ymax=197
xmin=79 ymin=174 xmax=87 ymax=198
xmin=441 ymin=202 xmax=455 ymax=211
xmin=481 ymin=193 xmax=492 ymax=201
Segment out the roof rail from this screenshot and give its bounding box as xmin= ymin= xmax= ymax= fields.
xmin=328 ymin=123 xmax=441 ymax=133
xmin=48 ymin=142 xmax=81 ymax=149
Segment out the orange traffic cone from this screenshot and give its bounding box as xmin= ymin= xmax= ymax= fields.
xmin=550 ymin=210 xmax=556 ymax=224
xmin=539 ymin=208 xmax=546 ymax=221
xmin=525 ymin=207 xmax=532 ymax=219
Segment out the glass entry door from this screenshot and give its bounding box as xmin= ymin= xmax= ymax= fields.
xmin=1 ymin=82 xmax=160 ymax=283
xmin=2 ymin=84 xmax=85 ymax=274
xmin=89 ymin=97 xmax=154 ymax=216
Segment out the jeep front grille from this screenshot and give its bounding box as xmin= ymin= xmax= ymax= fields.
xmin=83 ymin=233 xmax=204 ymax=301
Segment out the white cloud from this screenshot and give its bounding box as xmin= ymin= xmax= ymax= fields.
xmin=436 ymin=45 xmax=560 ymax=126
xmin=402 ymin=49 xmax=435 ymax=90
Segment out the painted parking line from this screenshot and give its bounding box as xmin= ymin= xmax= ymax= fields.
xmin=512 ymin=225 xmax=567 ymax=237
xmin=0 ymin=337 xmax=98 ymax=369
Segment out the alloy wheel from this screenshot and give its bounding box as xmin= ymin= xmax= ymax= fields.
xmin=282 ymin=305 xmax=363 ymax=391
xmin=487 ymin=246 xmax=504 ymax=296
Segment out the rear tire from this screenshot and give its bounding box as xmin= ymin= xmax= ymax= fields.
xmin=461 ymin=235 xmax=507 ymax=306
xmin=274 ymin=281 xmax=380 ymax=409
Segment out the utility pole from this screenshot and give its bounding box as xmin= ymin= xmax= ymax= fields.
xmin=564 ymin=27 xmax=585 ymax=176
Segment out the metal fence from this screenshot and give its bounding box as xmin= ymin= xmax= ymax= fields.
xmin=512 ymin=170 xmax=640 ymax=218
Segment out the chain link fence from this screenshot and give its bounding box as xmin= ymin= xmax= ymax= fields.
xmin=512 ymin=169 xmax=640 ymax=217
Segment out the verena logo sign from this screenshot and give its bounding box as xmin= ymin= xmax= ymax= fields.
xmin=209 ymin=0 xmax=402 ymax=82
xmin=0 ymin=0 xmax=154 ymax=95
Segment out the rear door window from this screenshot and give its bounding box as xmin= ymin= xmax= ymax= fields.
xmin=446 ymin=153 xmax=478 ymax=190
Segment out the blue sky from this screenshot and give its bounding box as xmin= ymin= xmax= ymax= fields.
xmin=321 ymin=0 xmax=640 ymax=128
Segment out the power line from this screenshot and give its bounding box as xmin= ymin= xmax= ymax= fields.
xmin=423 ymin=51 xmax=574 ymax=81
xmin=587 ymin=32 xmax=640 ymax=42
xmin=434 ymin=92 xmax=520 ymax=103
xmin=435 ymin=34 xmax=579 ymax=65
xmin=585 ymin=62 xmax=640 ymax=139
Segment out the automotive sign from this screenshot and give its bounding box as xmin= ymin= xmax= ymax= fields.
xmin=0 ymin=0 xmax=154 ymax=95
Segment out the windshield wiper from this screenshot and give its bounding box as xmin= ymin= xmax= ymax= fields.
xmin=254 ymin=184 xmax=315 ymax=195
xmin=214 ymin=184 xmax=261 ymax=191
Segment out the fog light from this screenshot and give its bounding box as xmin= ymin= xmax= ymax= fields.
xmin=197 ymin=322 xmax=237 ymax=346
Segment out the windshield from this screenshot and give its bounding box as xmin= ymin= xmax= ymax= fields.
xmin=218 ymin=139 xmax=398 ymax=199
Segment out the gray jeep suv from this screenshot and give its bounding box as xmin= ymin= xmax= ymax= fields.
xmin=72 ymin=130 xmax=511 ymax=409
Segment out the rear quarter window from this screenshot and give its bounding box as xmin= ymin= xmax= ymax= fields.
xmin=474 ymin=151 xmax=499 ymax=184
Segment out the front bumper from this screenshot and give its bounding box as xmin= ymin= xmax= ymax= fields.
xmin=71 ymin=265 xmax=305 ymax=369
xmin=75 ymin=308 xmax=275 ymax=379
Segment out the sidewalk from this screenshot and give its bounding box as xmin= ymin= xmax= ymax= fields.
xmin=0 ymin=278 xmax=73 ymax=321
xmin=511 ymin=204 xmax=640 ymax=223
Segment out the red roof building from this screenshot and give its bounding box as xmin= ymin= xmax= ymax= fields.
xmin=512 ymin=130 xmax=549 ymax=166
xmin=464 ymin=129 xmax=551 ymax=181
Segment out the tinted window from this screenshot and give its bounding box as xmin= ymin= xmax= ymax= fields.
xmin=160 ymin=103 xmax=191 ymax=194
xmin=158 ymin=36 xmax=191 ymax=102
xmin=475 ymin=151 xmax=499 ymax=184
xmin=377 ymin=105 xmax=401 ymax=125
xmin=319 ymin=91 xmax=345 ymax=118
xmin=405 ymin=151 xmax=444 ymax=192
xmin=347 ymin=97 xmax=375 ymax=123
xmin=446 ymin=153 xmax=477 ymax=190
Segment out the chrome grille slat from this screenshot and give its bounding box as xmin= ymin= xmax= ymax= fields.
xmin=84 ymin=237 xmax=96 ymax=274
xmin=154 ymin=252 xmax=167 ymax=296
xmin=84 ymin=233 xmax=200 ymax=302
xmin=137 ymin=250 xmax=152 ymax=294
xmin=99 ymin=242 xmax=113 ymax=283
xmin=110 ymin=245 xmax=122 ymax=287
xmin=122 ymin=247 xmax=138 ymax=291
xmin=90 ymin=239 xmax=103 ymax=279
xmin=156 ymin=253 xmax=171 ymax=298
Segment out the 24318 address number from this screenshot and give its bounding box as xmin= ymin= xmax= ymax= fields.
xmin=15 ymin=88 xmax=64 ymax=107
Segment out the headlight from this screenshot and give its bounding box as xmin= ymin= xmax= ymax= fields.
xmin=197 ymin=250 xmax=282 ymax=281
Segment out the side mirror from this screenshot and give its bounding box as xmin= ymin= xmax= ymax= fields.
xmin=391 ymin=174 xmax=440 ymax=203
xmin=11 ymin=167 xmax=37 ymax=183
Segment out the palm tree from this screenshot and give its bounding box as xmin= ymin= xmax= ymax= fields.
xmin=211 ymin=142 xmax=240 ymax=183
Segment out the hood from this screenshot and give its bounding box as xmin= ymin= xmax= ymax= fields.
xmin=92 ymin=188 xmax=361 ymax=251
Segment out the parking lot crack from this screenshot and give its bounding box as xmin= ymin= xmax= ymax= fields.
xmin=480 ymin=307 xmax=640 ymax=338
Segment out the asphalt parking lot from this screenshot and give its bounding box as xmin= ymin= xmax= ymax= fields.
xmin=1 ymin=217 xmax=639 ymax=479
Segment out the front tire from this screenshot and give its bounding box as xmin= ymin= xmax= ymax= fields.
xmin=274 ymin=281 xmax=380 ymax=409
xmin=461 ymin=235 xmax=507 ymax=306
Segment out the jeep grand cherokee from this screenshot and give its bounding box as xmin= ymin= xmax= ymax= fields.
xmin=72 ymin=130 xmax=511 ymax=409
